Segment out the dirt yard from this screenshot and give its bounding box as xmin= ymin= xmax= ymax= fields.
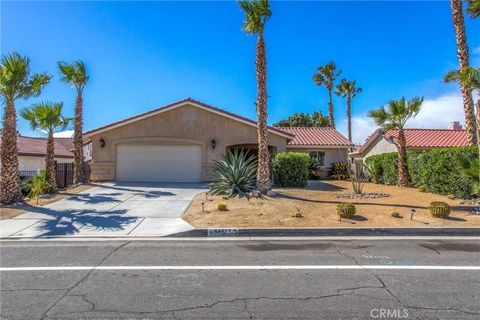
xmin=0 ymin=184 xmax=93 ymax=220
xmin=183 ymin=180 xmax=480 ymax=228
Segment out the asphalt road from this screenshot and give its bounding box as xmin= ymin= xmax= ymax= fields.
xmin=1 ymin=239 xmax=479 ymax=320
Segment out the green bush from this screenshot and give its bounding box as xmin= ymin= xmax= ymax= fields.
xmin=328 ymin=162 xmax=350 ymax=180
xmin=272 ymin=152 xmax=310 ymax=187
xmin=365 ymin=146 xmax=478 ymax=199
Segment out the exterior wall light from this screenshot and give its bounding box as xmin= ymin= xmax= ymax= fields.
xmin=100 ymin=137 xmax=106 ymax=148
xmin=211 ymin=138 xmax=216 ymax=150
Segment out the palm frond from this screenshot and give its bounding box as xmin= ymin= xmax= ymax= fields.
xmin=467 ymin=0 xmax=480 ymax=18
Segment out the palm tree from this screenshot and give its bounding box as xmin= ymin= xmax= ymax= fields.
xmin=335 ymin=79 xmax=362 ymax=142
xmin=0 ymin=53 xmax=50 ymax=205
xmin=239 ymin=0 xmax=272 ymax=194
xmin=20 ymin=102 xmax=71 ymax=192
xmin=467 ymin=0 xmax=480 ymax=17
xmin=57 ymin=60 xmax=88 ymax=185
xmin=313 ymin=61 xmax=341 ymax=128
xmin=445 ymin=66 xmax=480 ymax=184
xmin=368 ymin=97 xmax=424 ymax=187
xmin=450 ymin=0 xmax=477 ymax=145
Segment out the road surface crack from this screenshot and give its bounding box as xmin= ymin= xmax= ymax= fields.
xmin=38 ymin=241 xmax=130 ymax=320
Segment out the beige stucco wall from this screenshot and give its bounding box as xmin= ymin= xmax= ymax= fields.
xmin=88 ymin=103 xmax=288 ymax=181
xmin=363 ymin=136 xmax=397 ymax=160
xmin=286 ymin=147 xmax=350 ymax=178
xmin=17 ymin=156 xmax=72 ymax=172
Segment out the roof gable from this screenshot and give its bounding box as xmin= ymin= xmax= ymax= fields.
xmin=84 ymin=98 xmax=294 ymax=139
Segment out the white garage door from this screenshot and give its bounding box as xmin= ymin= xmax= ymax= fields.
xmin=116 ymin=144 xmax=202 ymax=182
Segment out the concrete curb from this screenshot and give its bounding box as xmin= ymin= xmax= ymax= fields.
xmin=170 ymin=227 xmax=480 ymax=237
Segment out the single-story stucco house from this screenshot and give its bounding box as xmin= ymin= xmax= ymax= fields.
xmin=84 ymin=98 xmax=354 ymax=182
xmin=349 ymin=123 xmax=469 ymax=163
xmin=0 ymin=135 xmax=74 ymax=175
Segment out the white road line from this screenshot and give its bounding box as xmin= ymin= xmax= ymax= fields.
xmin=1 ymin=265 xmax=479 ymax=271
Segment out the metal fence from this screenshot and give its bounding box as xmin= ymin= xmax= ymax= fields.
xmin=19 ymin=162 xmax=90 ymax=189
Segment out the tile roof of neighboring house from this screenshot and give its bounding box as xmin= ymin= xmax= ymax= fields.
xmin=277 ymin=127 xmax=354 ymax=147
xmin=0 ymin=135 xmax=74 ymax=158
xmin=385 ymin=129 xmax=468 ymax=148
xmin=84 ymin=98 xmax=295 ymax=139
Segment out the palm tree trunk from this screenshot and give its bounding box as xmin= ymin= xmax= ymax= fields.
xmin=451 ymin=0 xmax=478 ymax=145
xmin=346 ymin=96 xmax=352 ymax=142
xmin=255 ymin=33 xmax=271 ymax=194
xmin=0 ymin=100 xmax=22 ymax=204
xmin=46 ymin=132 xmax=57 ymax=192
xmin=73 ymin=92 xmax=85 ymax=184
xmin=328 ymin=89 xmax=335 ymax=128
xmin=396 ymin=128 xmax=410 ymax=187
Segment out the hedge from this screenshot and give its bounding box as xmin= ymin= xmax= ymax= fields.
xmin=365 ymin=146 xmax=478 ymax=199
xmin=272 ymin=152 xmax=310 ymax=187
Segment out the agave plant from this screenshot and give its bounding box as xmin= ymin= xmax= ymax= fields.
xmin=208 ymin=149 xmax=257 ymax=198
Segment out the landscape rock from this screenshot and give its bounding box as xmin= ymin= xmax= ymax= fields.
xmin=335 ymin=192 xmax=389 ymax=199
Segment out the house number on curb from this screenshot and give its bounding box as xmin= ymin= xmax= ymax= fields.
xmin=207 ymin=228 xmax=240 ymax=237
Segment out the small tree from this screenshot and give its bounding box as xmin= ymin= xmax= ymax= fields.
xmin=273 ymin=111 xmax=329 ymax=127
xmin=20 ymin=102 xmax=71 ymax=191
xmin=21 ymin=171 xmax=52 ymax=204
xmin=368 ymin=97 xmax=424 ymax=187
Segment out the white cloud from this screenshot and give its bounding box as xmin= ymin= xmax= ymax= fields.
xmin=53 ymin=130 xmax=74 ymax=138
xmin=338 ymin=92 xmax=473 ymax=145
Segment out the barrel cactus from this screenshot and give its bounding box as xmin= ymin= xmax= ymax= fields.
xmin=216 ymin=202 xmax=228 ymax=211
xmin=336 ymin=202 xmax=356 ymax=218
xmin=428 ymin=202 xmax=451 ymax=218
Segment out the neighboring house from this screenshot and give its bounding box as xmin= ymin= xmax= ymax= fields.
xmin=349 ymin=123 xmax=469 ymax=163
xmin=84 ymin=98 xmax=353 ymax=182
xmin=277 ymin=127 xmax=354 ymax=178
xmin=0 ymin=135 xmax=74 ymax=174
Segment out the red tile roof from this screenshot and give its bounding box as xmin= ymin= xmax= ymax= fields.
xmin=84 ymin=98 xmax=295 ymax=139
xmin=385 ymin=129 xmax=468 ymax=148
xmin=277 ymin=127 xmax=354 ymax=147
xmin=0 ymin=135 xmax=74 ymax=158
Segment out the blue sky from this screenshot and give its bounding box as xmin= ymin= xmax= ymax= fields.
xmin=1 ymin=1 xmax=479 ymax=143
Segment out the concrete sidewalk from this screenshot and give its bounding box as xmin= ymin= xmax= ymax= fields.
xmin=0 ymin=182 xmax=206 ymax=238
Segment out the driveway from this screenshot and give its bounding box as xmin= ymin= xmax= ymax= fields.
xmin=0 ymin=182 xmax=206 ymax=238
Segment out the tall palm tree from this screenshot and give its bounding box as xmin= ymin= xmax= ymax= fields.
xmin=445 ymin=66 xmax=480 ymax=184
xmin=57 ymin=60 xmax=88 ymax=185
xmin=239 ymin=0 xmax=272 ymax=194
xmin=450 ymin=0 xmax=477 ymax=145
xmin=313 ymin=61 xmax=341 ymax=128
xmin=467 ymin=0 xmax=480 ymax=17
xmin=368 ymin=97 xmax=424 ymax=187
xmin=335 ymin=79 xmax=362 ymax=142
xmin=20 ymin=102 xmax=71 ymax=192
xmin=0 ymin=53 xmax=50 ymax=205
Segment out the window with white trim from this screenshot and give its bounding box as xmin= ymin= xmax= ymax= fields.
xmin=309 ymin=150 xmax=326 ymax=167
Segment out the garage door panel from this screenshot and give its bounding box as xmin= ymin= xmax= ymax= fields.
xmin=116 ymin=145 xmax=202 ymax=182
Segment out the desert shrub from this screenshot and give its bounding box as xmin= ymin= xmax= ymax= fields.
xmin=21 ymin=171 xmax=52 ymax=204
xmin=364 ymin=146 xmax=478 ymax=199
xmin=208 ymin=149 xmax=257 ymax=198
xmin=308 ymin=157 xmax=320 ymax=180
xmin=428 ymin=202 xmax=451 ymax=218
xmin=364 ymin=160 xmax=383 ymax=184
xmin=272 ymin=152 xmax=310 ymax=187
xmin=328 ymin=162 xmax=349 ymax=180
xmin=351 ymin=164 xmax=369 ymax=194
xmin=336 ymin=202 xmax=356 ymax=218
xmin=216 ymin=202 xmax=228 ymax=211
